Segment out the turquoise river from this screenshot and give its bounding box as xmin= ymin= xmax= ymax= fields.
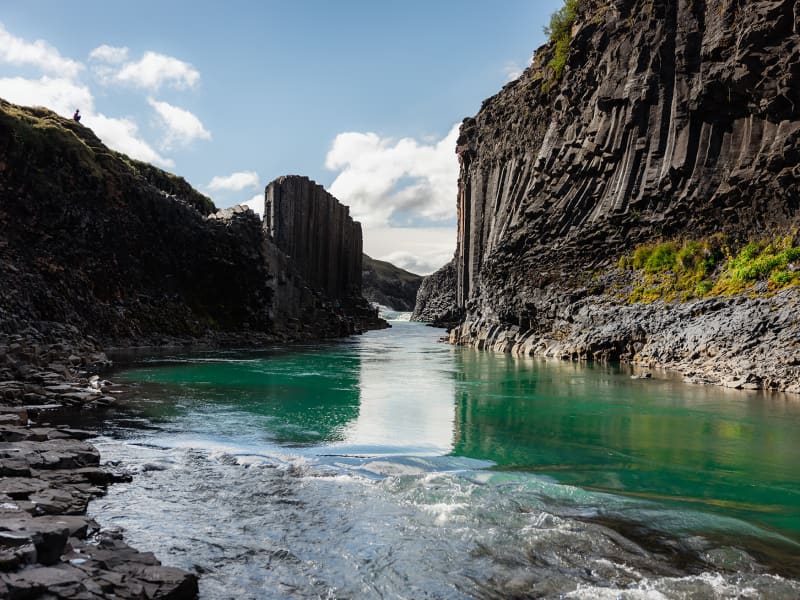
xmin=86 ymin=321 xmax=800 ymax=599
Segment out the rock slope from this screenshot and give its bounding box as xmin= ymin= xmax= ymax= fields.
xmin=410 ymin=260 xmax=459 ymax=326
xmin=442 ymin=0 xmax=800 ymax=392
xmin=0 ymin=100 xmax=384 ymax=597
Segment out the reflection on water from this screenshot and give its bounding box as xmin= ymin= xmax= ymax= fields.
xmin=335 ymin=322 xmax=455 ymax=455
xmin=452 ymin=349 xmax=800 ymax=540
xmin=119 ymin=344 xmax=364 ymax=445
xmin=88 ymin=322 xmax=800 ymax=598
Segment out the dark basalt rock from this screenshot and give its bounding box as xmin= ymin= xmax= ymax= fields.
xmin=265 ymin=176 xmax=363 ymax=302
xmin=0 ymin=100 xmax=383 ymax=345
xmin=446 ymin=0 xmax=800 ymax=392
xmin=410 ymin=260 xmax=459 ymax=327
xmin=262 ymin=176 xmax=387 ymax=334
xmin=0 ymin=413 xmax=197 ymax=600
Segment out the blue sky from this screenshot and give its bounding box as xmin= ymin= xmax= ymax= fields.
xmin=0 ymin=0 xmax=561 ymax=273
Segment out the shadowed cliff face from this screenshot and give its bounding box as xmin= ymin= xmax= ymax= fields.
xmin=265 ymin=176 xmax=363 ymax=302
xmin=0 ymin=102 xmax=380 ymax=344
xmin=410 ymin=260 xmax=459 ymax=326
xmin=445 ymin=0 xmax=800 ymax=392
xmin=455 ymin=0 xmax=800 ymax=323
xmin=0 ymin=101 xmax=275 ymax=342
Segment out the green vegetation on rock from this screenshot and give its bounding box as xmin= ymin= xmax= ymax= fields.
xmin=0 ymin=99 xmax=216 ymax=215
xmin=543 ymin=0 xmax=580 ymax=83
xmin=619 ymin=234 xmax=800 ymax=303
xmin=713 ymin=237 xmax=800 ymax=295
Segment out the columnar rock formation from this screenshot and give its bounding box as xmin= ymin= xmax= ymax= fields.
xmin=441 ymin=0 xmax=800 ymax=392
xmin=265 ymin=176 xmax=362 ymax=302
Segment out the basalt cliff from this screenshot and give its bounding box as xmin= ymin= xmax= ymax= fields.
xmin=0 ymin=101 xmax=381 ymax=350
xmin=424 ymin=0 xmax=800 ymax=392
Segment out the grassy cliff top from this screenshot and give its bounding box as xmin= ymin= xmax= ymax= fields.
xmin=0 ymin=99 xmax=216 ymax=216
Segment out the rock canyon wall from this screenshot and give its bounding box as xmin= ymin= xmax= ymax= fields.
xmin=438 ymin=0 xmax=800 ymax=392
xmin=0 ymin=100 xmax=381 ymax=346
xmin=265 ymin=176 xmax=363 ymax=303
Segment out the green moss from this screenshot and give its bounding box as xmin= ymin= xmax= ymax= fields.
xmin=542 ymin=0 xmax=580 ymax=86
xmin=0 ymin=100 xmax=107 ymax=191
xmin=643 ymin=242 xmax=678 ymax=273
xmin=620 ymin=234 xmax=799 ymax=303
xmin=712 ymin=236 xmax=800 ymax=295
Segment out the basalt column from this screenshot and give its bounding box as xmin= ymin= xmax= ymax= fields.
xmin=264 ymin=175 xmax=363 ymax=303
xmin=453 ymin=0 xmax=800 ymax=326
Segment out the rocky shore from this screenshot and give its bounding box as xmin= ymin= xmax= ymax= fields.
xmin=0 ymin=329 xmax=199 ymax=599
xmin=449 ymin=287 xmax=800 ymax=394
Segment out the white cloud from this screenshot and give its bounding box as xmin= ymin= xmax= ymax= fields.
xmin=325 ymin=124 xmax=460 ymax=228
xmin=89 ymin=44 xmax=129 ymax=64
xmin=242 ymin=193 xmax=264 ymax=217
xmin=363 ymin=226 xmax=455 ymax=275
xmin=114 ymin=51 xmax=200 ymax=90
xmin=90 ymin=113 xmax=174 ymax=168
xmin=503 ymin=55 xmax=533 ymax=82
xmin=0 ymin=23 xmax=83 ymax=78
xmin=207 ymin=171 xmax=260 ymax=192
xmin=0 ymin=75 xmax=93 ymax=117
xmin=0 ymin=27 xmax=175 ymax=169
xmin=147 ymin=97 xmax=211 ymax=149
xmin=0 ymin=75 xmax=173 ymax=168
xmin=504 ymin=64 xmax=523 ymax=81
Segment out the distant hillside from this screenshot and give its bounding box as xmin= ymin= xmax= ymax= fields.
xmin=362 ymin=255 xmax=422 ymax=311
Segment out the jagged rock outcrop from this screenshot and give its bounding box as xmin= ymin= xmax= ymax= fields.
xmin=447 ymin=0 xmax=800 ymax=392
xmin=262 ymin=176 xmax=385 ymax=331
xmin=411 ymin=260 xmax=459 ymax=326
xmin=361 ymin=255 xmax=422 ymax=311
xmin=265 ymin=176 xmax=362 ymax=302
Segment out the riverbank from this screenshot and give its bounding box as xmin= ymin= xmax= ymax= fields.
xmin=448 ymin=287 xmax=800 ymax=395
xmin=0 ymin=316 xmax=390 ymax=598
xmin=0 ymin=328 xmax=200 ymax=598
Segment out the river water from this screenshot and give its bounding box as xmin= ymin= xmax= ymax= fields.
xmin=87 ymin=322 xmax=800 ymax=599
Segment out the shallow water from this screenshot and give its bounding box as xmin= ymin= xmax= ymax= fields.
xmin=88 ymin=322 xmax=800 ymax=599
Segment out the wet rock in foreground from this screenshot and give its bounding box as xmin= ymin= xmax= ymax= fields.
xmin=0 ymin=406 xmax=197 ymax=599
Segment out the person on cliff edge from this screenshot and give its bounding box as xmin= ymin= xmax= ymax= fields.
xmin=73 ymin=109 xmax=81 ymax=122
